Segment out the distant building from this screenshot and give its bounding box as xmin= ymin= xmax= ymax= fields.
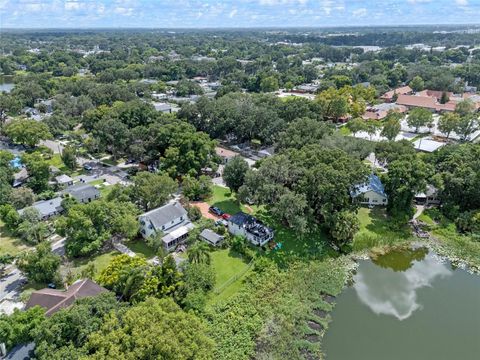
xmin=18 ymin=197 xmax=63 ymax=220
xmin=139 ymin=202 xmax=194 ymax=252
xmin=351 ymin=174 xmax=388 ymax=206
xmin=26 ymin=279 xmax=108 ymax=316
xmin=227 ymin=212 xmax=274 ymax=246
xmin=381 ymin=86 xmax=413 ymax=102
xmin=413 ymin=138 xmax=446 ymax=153
xmin=65 ymin=183 xmax=100 ymax=203
xmin=153 ymin=102 xmax=173 ymax=113
xmin=363 ymin=103 xmax=407 ymax=120
xmin=215 ymin=146 xmax=239 ymax=164
xmin=415 ymin=185 xmax=440 ymax=206
xmin=54 ymin=174 xmax=74 ymax=188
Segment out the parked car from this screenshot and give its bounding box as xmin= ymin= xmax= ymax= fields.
xmin=83 ymin=164 xmax=93 ymax=171
xmin=221 ymin=213 xmax=231 ymax=220
xmin=215 ymin=219 xmax=228 ymax=227
xmin=209 ymin=206 xmax=224 ymax=216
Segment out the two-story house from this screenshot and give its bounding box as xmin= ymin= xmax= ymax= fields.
xmin=138 ymin=202 xmax=193 ymax=252
xmin=227 ymin=212 xmax=274 ymax=247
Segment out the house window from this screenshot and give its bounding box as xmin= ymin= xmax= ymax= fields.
xmin=140 ymin=220 xmax=145 ymax=226
xmin=383 ymin=199 xmax=386 ymax=202
xmin=162 ymin=225 xmax=165 ymax=230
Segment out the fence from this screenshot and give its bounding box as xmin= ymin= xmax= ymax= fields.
xmin=213 ymin=258 xmax=255 ymax=295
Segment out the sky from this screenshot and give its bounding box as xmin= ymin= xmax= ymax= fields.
xmin=1 ymin=0 xmax=480 ymax=29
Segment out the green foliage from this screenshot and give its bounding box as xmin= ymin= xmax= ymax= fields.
xmin=407 ymin=107 xmax=433 ymax=133
xmin=84 ymin=297 xmax=214 ymax=360
xmin=381 ymin=114 xmax=402 ymax=141
xmin=438 ymin=112 xmax=461 ymax=139
xmin=0 ymin=306 xmax=45 ymax=351
xmin=17 ymin=207 xmax=50 ymax=244
xmin=346 ymin=118 xmax=366 ymax=136
xmin=4 ymin=118 xmax=52 ymax=147
xmin=187 ymin=241 xmax=211 ymax=265
xmin=131 ymin=171 xmax=177 ymax=211
xmin=276 ymin=117 xmax=333 ymax=151
xmin=17 ymin=242 xmax=61 ymax=284
xmin=384 ymin=155 xmax=433 ymax=219
xmin=223 ymin=156 xmax=249 ymax=193
xmin=61 ymin=145 xmax=77 ymax=171
xmin=21 ymin=152 xmax=50 ymax=192
xmin=328 ymin=210 xmax=360 ymax=250
xmin=182 ymin=175 xmax=213 ymax=201
xmin=409 ymin=76 xmax=424 ymax=92
xmin=32 ymin=292 xmax=121 ymax=360
xmin=59 ymin=200 xmax=139 ymax=257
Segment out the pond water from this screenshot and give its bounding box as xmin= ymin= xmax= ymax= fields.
xmin=0 ymin=75 xmax=14 ymax=93
xmin=323 ymin=247 xmax=480 ymax=360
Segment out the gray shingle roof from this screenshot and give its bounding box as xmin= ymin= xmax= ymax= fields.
xmin=65 ymin=184 xmax=100 ymax=201
xmin=200 ymin=229 xmax=224 ymax=245
xmin=141 ymin=202 xmax=187 ymax=231
xmin=18 ymin=197 xmax=63 ymax=218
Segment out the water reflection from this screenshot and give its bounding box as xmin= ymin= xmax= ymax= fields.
xmin=354 ymin=253 xmax=452 ymax=320
xmin=372 ymin=247 xmax=428 ymax=272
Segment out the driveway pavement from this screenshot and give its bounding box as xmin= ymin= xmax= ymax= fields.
xmin=0 ymin=267 xmax=26 ymax=302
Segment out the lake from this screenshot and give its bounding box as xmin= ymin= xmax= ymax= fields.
xmin=0 ymin=75 xmax=14 ymax=93
xmin=323 ymin=247 xmax=480 ymax=360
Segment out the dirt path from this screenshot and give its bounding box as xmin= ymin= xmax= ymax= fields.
xmin=190 ymin=201 xmax=219 ymax=220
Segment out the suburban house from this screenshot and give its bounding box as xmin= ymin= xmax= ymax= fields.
xmin=396 ymin=92 xmax=457 ymax=112
xmin=415 ymin=185 xmax=441 ymax=206
xmin=139 ymin=202 xmax=194 ymax=252
xmin=351 ymin=174 xmax=388 ymax=206
xmin=54 ymin=174 xmax=74 ymax=188
xmin=381 ymin=85 xmax=413 ymax=102
xmin=199 ymin=229 xmax=224 ymax=246
xmin=362 ymin=103 xmax=407 ymax=120
xmin=153 ymin=102 xmax=173 ymax=113
xmin=227 ymin=212 xmax=274 ymax=246
xmin=215 ymin=146 xmax=239 ymax=164
xmin=12 ymin=168 xmax=28 ymax=188
xmin=65 ymin=184 xmax=100 ymax=203
xmin=18 ymin=197 xmax=64 ymax=220
xmin=25 ymin=279 xmax=107 ymax=316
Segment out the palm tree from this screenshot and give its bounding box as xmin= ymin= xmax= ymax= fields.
xmin=187 ymin=241 xmax=211 ymax=265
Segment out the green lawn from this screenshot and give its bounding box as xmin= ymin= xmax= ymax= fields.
xmin=46 ymin=154 xmax=71 ymax=173
xmin=126 ymin=239 xmax=156 ymax=259
xmin=208 ymin=249 xmax=251 ymax=303
xmin=353 ymin=207 xmax=412 ymax=251
xmin=0 ymin=220 xmax=31 ymax=256
xmin=207 ymin=186 xmax=245 ymax=214
xmin=70 ymin=251 xmax=119 ymax=276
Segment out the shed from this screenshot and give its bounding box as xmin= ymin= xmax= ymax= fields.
xmin=199 ymin=229 xmax=224 ymax=246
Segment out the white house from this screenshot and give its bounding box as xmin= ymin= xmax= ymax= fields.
xmin=227 ymin=212 xmax=274 ymax=246
xmin=351 ymin=174 xmax=388 ymax=206
xmin=139 ymin=202 xmax=193 ymax=252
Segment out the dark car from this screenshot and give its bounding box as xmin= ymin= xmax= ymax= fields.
xmin=209 ymin=206 xmax=223 ymax=216
xmin=83 ymin=164 xmax=93 ymax=171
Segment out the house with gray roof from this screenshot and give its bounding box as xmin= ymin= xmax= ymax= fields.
xmin=351 ymin=174 xmax=388 ymax=206
xmin=139 ymin=202 xmax=193 ymax=252
xmin=55 ymin=174 xmax=74 ymax=188
xmin=199 ymin=229 xmax=224 ymax=246
xmin=18 ymin=197 xmax=64 ymax=220
xmin=65 ymin=183 xmax=100 ymax=203
xmin=227 ymin=212 xmax=274 ymax=246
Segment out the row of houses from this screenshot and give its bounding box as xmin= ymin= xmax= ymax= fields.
xmin=381 ymin=85 xmax=480 ymax=113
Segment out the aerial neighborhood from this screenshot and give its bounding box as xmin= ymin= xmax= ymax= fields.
xmin=0 ymin=20 xmax=479 ymax=360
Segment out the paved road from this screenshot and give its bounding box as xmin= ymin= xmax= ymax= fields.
xmin=0 ymin=267 xmax=26 ymax=302
xmin=51 ymin=236 xmax=66 ymax=256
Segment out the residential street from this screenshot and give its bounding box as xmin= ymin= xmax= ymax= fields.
xmin=0 ymin=267 xmax=26 ymax=302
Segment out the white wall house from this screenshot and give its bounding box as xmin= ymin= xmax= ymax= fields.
xmin=351 ymin=174 xmax=388 ymax=206
xmin=227 ymin=212 xmax=274 ymax=246
xmin=139 ymin=202 xmax=193 ymax=252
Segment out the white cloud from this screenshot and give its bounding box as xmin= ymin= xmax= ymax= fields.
xmin=354 ymin=255 xmax=451 ymax=321
xmin=229 ymin=9 xmax=238 ymax=18
xmin=352 ymin=8 xmax=367 ymax=17
xmin=455 ymin=0 xmax=468 ymax=5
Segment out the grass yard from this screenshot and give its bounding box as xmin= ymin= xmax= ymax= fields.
xmin=0 ymin=220 xmax=31 ymax=256
xmin=126 ymin=239 xmax=156 ymax=259
xmin=70 ymin=250 xmax=119 ymax=277
xmin=353 ymin=207 xmax=412 ymax=251
xmin=208 ymin=249 xmax=251 ymax=303
xmin=208 ymin=186 xmax=244 ymax=214
xmin=46 ymin=153 xmax=71 ymax=173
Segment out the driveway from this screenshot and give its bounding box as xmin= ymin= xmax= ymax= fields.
xmin=190 ymin=201 xmax=219 ymax=220
xmin=0 ymin=267 xmax=26 ymax=302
